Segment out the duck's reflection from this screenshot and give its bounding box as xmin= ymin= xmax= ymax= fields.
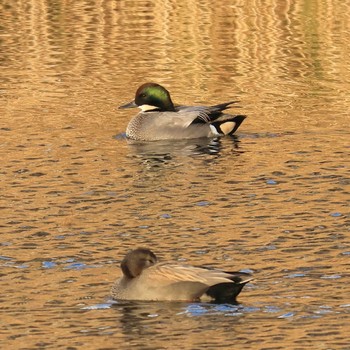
xmin=126 ymin=136 xmax=243 ymax=166
xmin=113 ymin=299 xmax=244 ymax=338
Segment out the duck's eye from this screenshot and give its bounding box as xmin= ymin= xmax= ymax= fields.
xmin=140 ymin=93 xmax=147 ymax=98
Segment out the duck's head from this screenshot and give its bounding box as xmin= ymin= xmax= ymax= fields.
xmin=121 ymin=248 xmax=158 ymax=278
xmin=119 ymin=83 xmax=175 ymax=112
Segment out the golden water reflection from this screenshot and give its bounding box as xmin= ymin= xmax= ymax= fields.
xmin=1 ymin=0 xmax=349 ymax=349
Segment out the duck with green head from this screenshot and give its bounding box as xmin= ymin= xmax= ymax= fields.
xmin=119 ymin=83 xmax=246 ymax=141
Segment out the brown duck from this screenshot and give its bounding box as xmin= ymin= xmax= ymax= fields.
xmin=111 ymin=248 xmax=253 ymax=302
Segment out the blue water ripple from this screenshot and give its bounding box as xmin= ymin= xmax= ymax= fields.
xmin=82 ymin=303 xmax=113 ymax=310
xmin=266 ymin=179 xmax=277 ymax=185
xmin=42 ymin=261 xmax=57 ymax=269
xmin=278 ymin=312 xmax=294 ymax=318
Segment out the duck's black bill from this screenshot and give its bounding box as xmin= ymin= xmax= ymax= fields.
xmin=119 ymin=100 xmax=138 ymax=109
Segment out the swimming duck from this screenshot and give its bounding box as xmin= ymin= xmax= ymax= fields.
xmin=111 ymin=248 xmax=253 ymax=302
xmin=119 ymin=83 xmax=246 ymax=141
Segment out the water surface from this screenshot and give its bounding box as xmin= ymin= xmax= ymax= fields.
xmin=1 ymin=0 xmax=349 ymax=349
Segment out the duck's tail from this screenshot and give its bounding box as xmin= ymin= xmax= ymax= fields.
xmin=205 ymin=272 xmax=253 ymax=303
xmin=210 ymin=100 xmax=240 ymax=111
xmin=211 ymin=115 xmax=247 ymax=136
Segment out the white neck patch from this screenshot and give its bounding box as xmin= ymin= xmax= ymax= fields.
xmin=139 ymin=104 xmax=159 ymax=112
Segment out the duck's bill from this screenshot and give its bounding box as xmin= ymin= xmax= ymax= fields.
xmin=119 ymin=100 xmax=138 ymax=109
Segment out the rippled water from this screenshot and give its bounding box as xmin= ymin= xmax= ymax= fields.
xmin=1 ymin=0 xmax=349 ymax=349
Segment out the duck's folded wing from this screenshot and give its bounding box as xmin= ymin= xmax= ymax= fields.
xmin=138 ymin=264 xmax=238 ymax=301
xmin=147 ymin=110 xmax=204 ymax=128
xmin=143 ymin=264 xmax=235 ymax=286
xmin=176 ymin=101 xmax=240 ymax=122
xmin=143 ymin=111 xmax=215 ymax=139
xmin=175 ymin=105 xmax=246 ymax=135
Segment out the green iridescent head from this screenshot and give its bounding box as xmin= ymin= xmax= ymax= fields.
xmin=119 ymin=83 xmax=175 ymax=112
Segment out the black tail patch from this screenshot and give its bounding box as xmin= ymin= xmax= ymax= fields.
xmin=205 ymin=271 xmax=252 ymax=303
xmin=211 ymin=115 xmax=246 ymax=135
